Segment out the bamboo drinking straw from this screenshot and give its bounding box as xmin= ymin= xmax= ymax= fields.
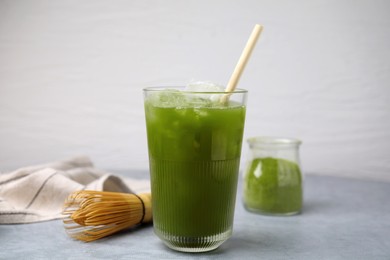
xmin=220 ymin=24 xmax=263 ymax=103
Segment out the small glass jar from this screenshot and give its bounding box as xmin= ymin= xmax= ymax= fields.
xmin=243 ymin=137 xmax=303 ymax=216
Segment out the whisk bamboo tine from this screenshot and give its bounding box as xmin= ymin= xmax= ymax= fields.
xmin=66 ymin=223 xmax=130 ymax=242
xmin=62 ymin=191 xmax=152 ymax=242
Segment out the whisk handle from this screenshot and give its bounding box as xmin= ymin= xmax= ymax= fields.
xmin=137 ymin=193 xmax=152 ymax=223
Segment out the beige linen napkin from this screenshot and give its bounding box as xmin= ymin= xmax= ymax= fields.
xmin=0 ymin=156 xmax=150 ymax=224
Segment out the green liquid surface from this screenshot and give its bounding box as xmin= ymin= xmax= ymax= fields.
xmin=145 ymin=99 xmax=246 ymax=240
xmin=243 ymin=157 xmax=303 ymax=214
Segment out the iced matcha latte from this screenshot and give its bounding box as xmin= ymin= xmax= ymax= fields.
xmin=144 ymin=85 xmax=247 ymax=252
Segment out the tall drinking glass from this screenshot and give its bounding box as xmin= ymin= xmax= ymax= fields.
xmin=143 ymin=87 xmax=247 ymax=252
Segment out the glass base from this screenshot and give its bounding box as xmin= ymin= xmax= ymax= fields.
xmin=155 ymin=228 xmax=232 ymax=253
xmin=244 ymin=205 xmax=301 ymax=216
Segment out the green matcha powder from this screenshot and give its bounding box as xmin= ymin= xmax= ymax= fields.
xmin=243 ymin=157 xmax=303 ymax=215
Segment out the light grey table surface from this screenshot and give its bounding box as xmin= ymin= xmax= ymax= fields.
xmin=1 ymin=172 xmax=389 ymax=260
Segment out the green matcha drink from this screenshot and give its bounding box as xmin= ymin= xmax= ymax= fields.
xmin=144 ymin=87 xmax=247 ymax=252
xmin=243 ymin=137 xmax=303 ymax=215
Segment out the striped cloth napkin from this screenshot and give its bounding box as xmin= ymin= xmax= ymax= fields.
xmin=0 ymin=156 xmax=150 ymax=224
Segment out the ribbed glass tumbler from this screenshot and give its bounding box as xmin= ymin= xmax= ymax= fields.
xmin=144 ymin=87 xmax=247 ymax=252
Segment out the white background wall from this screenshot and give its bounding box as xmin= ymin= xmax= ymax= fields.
xmin=1 ymin=0 xmax=389 ymax=182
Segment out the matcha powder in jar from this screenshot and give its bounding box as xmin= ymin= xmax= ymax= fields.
xmin=243 ymin=137 xmax=303 ymax=215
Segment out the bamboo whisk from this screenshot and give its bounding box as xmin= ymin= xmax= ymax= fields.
xmin=62 ymin=190 xmax=152 ymax=242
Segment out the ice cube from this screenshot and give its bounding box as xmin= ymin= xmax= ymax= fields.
xmin=148 ymin=89 xmax=187 ymax=108
xmin=185 ymin=81 xmax=224 ymax=93
xmin=185 ymin=81 xmax=225 ymax=104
